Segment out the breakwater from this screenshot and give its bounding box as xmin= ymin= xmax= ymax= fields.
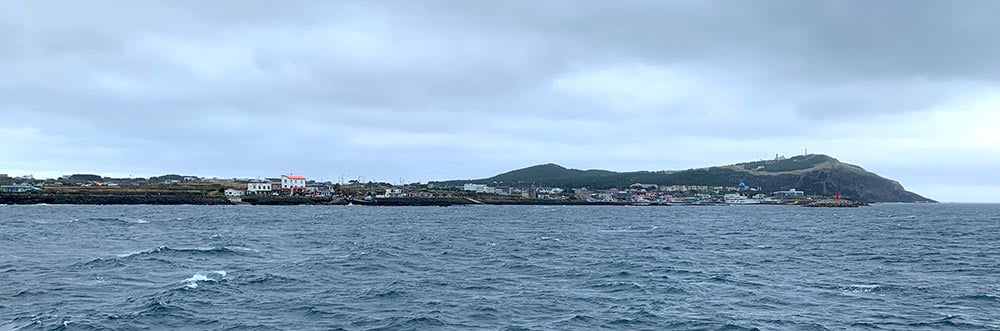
xmin=0 ymin=193 xmax=230 ymax=205
xmin=803 ymin=199 xmax=867 ymax=207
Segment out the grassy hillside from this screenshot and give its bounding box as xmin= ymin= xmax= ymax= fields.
xmin=431 ymin=155 xmax=933 ymax=203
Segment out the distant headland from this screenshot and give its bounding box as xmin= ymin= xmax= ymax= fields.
xmin=0 ymin=154 xmax=933 ymax=206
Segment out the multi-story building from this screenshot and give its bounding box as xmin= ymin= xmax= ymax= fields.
xmin=281 ymin=175 xmax=306 ymax=190
xmin=463 ymin=183 xmax=487 ymax=192
xmin=247 ymin=182 xmax=272 ymax=195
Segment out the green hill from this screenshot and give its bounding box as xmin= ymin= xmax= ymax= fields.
xmin=431 ymin=154 xmax=933 ymax=203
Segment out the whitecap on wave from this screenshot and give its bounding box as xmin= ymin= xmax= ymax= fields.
xmin=182 ymin=270 xmax=227 ymax=289
xmin=115 ymin=246 xmax=255 ymax=258
xmin=840 ymin=284 xmax=882 ymax=293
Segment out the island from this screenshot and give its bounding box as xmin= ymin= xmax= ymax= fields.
xmin=0 ymin=154 xmax=933 ymax=206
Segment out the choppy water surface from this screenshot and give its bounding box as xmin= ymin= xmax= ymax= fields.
xmin=1 ymin=204 xmax=999 ymax=330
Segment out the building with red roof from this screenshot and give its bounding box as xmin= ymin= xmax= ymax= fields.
xmin=281 ymin=174 xmax=307 ymax=190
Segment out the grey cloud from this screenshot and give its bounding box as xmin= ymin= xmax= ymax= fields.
xmin=2 ymin=1 xmax=999 ymax=201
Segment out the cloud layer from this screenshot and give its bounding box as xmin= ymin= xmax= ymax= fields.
xmin=2 ymin=1 xmax=999 ymax=201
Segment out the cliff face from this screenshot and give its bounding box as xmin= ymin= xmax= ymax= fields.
xmin=433 ymin=155 xmax=934 ymax=203
xmin=733 ymin=165 xmax=931 ymax=203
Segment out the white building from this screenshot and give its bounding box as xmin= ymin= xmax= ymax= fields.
xmin=773 ymin=189 xmax=805 ymax=198
xmin=247 ymin=182 xmax=272 ymax=195
xmin=377 ymin=188 xmax=405 ymax=198
xmin=281 ymin=175 xmax=307 ymax=190
xmin=224 ymin=188 xmax=245 ymax=197
xmin=463 ymin=184 xmax=487 ymax=192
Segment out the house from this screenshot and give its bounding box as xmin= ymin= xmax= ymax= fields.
xmin=247 ymin=182 xmax=272 ymax=195
xmin=1 ymin=185 xmax=43 ymax=193
xmin=224 ymin=188 xmax=245 ymax=197
xmin=281 ymin=175 xmax=307 ymax=190
xmin=377 ymin=188 xmax=405 ymax=198
xmin=463 ymin=183 xmax=487 ymax=192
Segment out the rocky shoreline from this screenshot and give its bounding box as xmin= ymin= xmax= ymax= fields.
xmin=0 ymin=193 xmax=230 ymax=205
xmin=803 ymin=199 xmax=868 ymax=208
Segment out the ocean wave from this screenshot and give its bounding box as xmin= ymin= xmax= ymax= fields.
xmin=599 ymin=226 xmax=659 ymax=233
xmin=181 ymin=270 xmax=227 ymax=289
xmin=585 ymin=281 xmax=649 ymax=294
xmin=365 ymin=316 xmax=448 ymax=330
xmin=242 ymin=272 xmax=301 ymax=285
xmin=460 ymin=284 xmax=501 ymax=291
xmin=344 ymin=249 xmax=399 ymax=261
xmin=116 ymin=246 xmax=255 ymax=258
xmin=552 ymin=314 xmax=598 ymax=327
xmin=0 ymin=318 xmax=36 ymax=331
xmin=954 ymin=294 xmax=1000 ymax=302
xmin=12 ymin=289 xmax=47 ymax=298
xmin=291 ymin=305 xmax=337 ymax=318
xmin=26 ymin=218 xmax=79 ymax=224
xmin=606 ymin=314 xmax=660 ymax=326
xmin=134 ymin=299 xmax=191 ymax=318
xmin=74 ymin=246 xmax=256 ymax=269
xmin=361 ymin=288 xmax=408 ymax=299
xmin=82 ymin=217 xmax=149 ymax=224
xmin=838 ymin=284 xmax=886 ymax=293
xmin=900 ymin=314 xmax=987 ymax=329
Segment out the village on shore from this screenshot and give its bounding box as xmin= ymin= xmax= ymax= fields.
xmin=0 ymin=172 xmax=860 ymax=207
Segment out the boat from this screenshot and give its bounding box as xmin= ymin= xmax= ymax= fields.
xmin=724 ymin=194 xmax=761 ymax=205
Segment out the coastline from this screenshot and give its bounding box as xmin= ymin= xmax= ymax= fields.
xmin=0 ymin=193 xmax=870 ymax=207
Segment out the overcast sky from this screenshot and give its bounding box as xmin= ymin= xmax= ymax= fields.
xmin=2 ymin=1 xmax=999 ymax=202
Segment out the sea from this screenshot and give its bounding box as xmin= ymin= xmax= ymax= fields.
xmin=1 ymin=204 xmax=998 ymax=330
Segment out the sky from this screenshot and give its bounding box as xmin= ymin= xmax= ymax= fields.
xmin=2 ymin=1 xmax=999 ymax=202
